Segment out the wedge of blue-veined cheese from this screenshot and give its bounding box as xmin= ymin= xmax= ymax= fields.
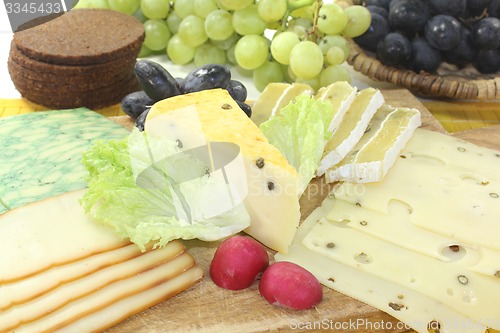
xmin=325 ymin=105 xmax=421 ymax=183
xmin=276 ymin=195 xmax=494 ymax=333
xmin=316 ymin=88 xmax=384 ymax=176
xmin=251 ymin=82 xmax=314 ymax=126
xmin=0 ymin=108 xmax=128 ymax=213
xmin=144 ymin=89 xmax=301 ymax=253
xmin=315 ymin=81 xmax=357 ymax=133
xmin=333 ymin=129 xmax=500 ymax=253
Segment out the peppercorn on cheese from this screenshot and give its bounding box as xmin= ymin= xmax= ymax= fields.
xmin=0 ymin=108 xmax=128 ymax=214
xmin=145 ymin=89 xmax=301 ymax=253
xmin=277 ymin=129 xmax=500 ymax=333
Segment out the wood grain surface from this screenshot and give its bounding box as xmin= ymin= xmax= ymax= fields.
xmin=105 ymin=90 xmax=499 ymax=333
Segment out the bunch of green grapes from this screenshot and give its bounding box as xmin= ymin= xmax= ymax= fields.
xmin=75 ymin=0 xmax=371 ymax=91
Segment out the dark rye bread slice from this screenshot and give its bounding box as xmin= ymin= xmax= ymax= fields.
xmin=13 ymin=8 xmax=144 ymax=66
xmin=13 ymin=75 xmax=140 ymax=109
xmin=8 ymin=55 xmax=134 ymax=90
xmin=9 ymin=42 xmax=137 ymax=77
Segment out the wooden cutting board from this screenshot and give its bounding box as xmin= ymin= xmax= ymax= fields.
xmin=105 ymin=89 xmax=499 ymax=333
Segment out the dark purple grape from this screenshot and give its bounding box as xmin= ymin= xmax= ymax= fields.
xmin=472 ymin=17 xmax=500 ymax=50
xmin=134 ymin=60 xmax=181 ymax=102
xmin=488 ymin=0 xmax=500 ymax=18
xmin=467 ymin=0 xmax=491 ymax=17
xmin=121 ymin=91 xmax=154 ymax=120
xmin=236 ymin=100 xmax=252 ymax=118
xmin=409 ymin=37 xmax=441 ymax=73
xmin=389 ymin=0 xmax=430 ymax=35
xmin=226 ymin=80 xmax=247 ymax=102
xmin=134 ymin=108 xmax=150 ymax=131
xmin=443 ymin=27 xmax=476 ymax=66
xmin=424 ymin=15 xmax=462 ymax=51
xmin=181 ymin=64 xmax=231 ymax=94
xmin=354 ymin=13 xmax=390 ymax=52
xmin=367 ymin=5 xmax=388 ymax=19
xmin=473 ymin=49 xmax=500 ymax=73
xmin=377 ymin=32 xmax=412 ymax=67
xmin=364 ymin=0 xmax=391 ymax=9
xmin=427 ymin=0 xmax=466 ymax=18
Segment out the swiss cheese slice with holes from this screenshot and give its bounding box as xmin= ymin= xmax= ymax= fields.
xmin=145 ymin=89 xmax=301 ymax=253
xmin=316 ymin=88 xmax=384 ymax=176
xmin=250 ymin=82 xmax=314 ymax=126
xmin=325 ymin=105 xmax=421 ymax=183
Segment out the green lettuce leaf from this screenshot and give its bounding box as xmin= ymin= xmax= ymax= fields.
xmin=260 ymin=95 xmax=333 ymax=194
xmin=81 ymin=128 xmax=250 ymax=251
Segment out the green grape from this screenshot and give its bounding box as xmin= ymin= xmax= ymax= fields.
xmin=295 ymin=76 xmax=320 ymax=91
xmin=290 ymin=5 xmax=313 ymax=20
xmin=138 ymin=44 xmax=153 ymax=58
xmin=193 ymin=0 xmax=217 ymax=18
xmin=317 ymin=3 xmax=347 ymax=35
xmin=108 ymin=0 xmax=139 ymax=14
xmin=205 ymin=10 xmax=234 ymax=41
xmin=178 ymin=15 xmax=208 ymax=47
xmin=226 ymin=44 xmax=237 ymax=64
xmin=319 ymin=64 xmax=351 ymax=87
xmin=143 ymin=19 xmax=171 ymax=51
xmin=287 ymin=65 xmax=297 ymax=82
xmin=232 ymin=4 xmax=267 ymax=36
xmin=76 ymin=0 xmax=109 ymax=9
xmin=218 ymin=0 xmax=252 ymax=11
xmin=167 ymin=34 xmax=195 ymax=64
xmin=174 ymin=0 xmax=194 ymax=18
xmin=133 ymin=8 xmax=147 ymax=22
xmin=342 ymin=5 xmax=371 ymax=38
xmin=286 ymin=18 xmax=312 ymax=38
xmin=289 ymin=41 xmax=323 ymax=80
xmin=236 ymin=65 xmax=253 ymax=78
xmin=319 ymin=35 xmax=349 ymax=61
xmin=140 ymin=0 xmax=170 ymax=19
xmin=253 ymin=61 xmax=284 ymax=91
xmin=211 ymin=32 xmax=239 ymax=50
xmin=166 ymin=12 xmax=182 ymax=34
xmin=270 ymin=31 xmax=300 ymax=65
xmin=257 ymin=0 xmax=287 ymax=22
xmin=325 ymin=46 xmax=345 ymax=65
xmin=234 ymin=34 xmax=269 ymax=70
xmin=194 ymin=44 xmax=226 ymax=66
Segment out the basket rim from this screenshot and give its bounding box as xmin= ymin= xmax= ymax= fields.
xmin=347 ymin=39 xmax=500 ymax=100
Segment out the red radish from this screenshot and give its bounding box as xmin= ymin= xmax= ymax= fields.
xmin=259 ymin=261 xmax=322 ymax=310
xmin=209 ymin=236 xmax=269 ymax=290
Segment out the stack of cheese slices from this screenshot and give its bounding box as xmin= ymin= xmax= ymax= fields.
xmin=0 ymin=109 xmax=203 ymax=332
xmin=253 ymin=82 xmax=500 ymax=333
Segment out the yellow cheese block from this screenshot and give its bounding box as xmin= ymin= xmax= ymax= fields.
xmin=145 ymin=89 xmax=301 ymax=253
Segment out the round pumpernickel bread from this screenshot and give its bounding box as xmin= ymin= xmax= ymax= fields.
xmin=13 ymin=8 xmax=144 ymax=65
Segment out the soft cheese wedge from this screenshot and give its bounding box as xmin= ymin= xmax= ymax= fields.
xmin=145 ymin=89 xmax=301 ymax=253
xmin=251 ymin=82 xmax=314 ymax=126
xmin=316 ymin=88 xmax=384 ymax=176
xmin=0 ymin=108 xmax=128 ymax=214
xmin=275 ymin=197 xmax=493 ymax=333
xmin=315 ymin=81 xmax=357 ymax=133
xmin=325 ymin=105 xmax=421 ymax=183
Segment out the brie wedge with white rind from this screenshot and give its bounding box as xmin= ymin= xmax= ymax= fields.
xmin=251 ymin=82 xmax=314 ymax=126
xmin=317 ymin=88 xmax=384 ymax=176
xmin=333 ymin=129 xmax=500 ymax=252
xmin=325 ymin=105 xmax=421 ymax=183
xmin=315 ymin=81 xmax=357 ymax=133
xmin=275 ymin=196 xmax=491 ymax=333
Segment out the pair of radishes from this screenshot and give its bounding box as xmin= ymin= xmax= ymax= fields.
xmin=209 ymin=236 xmax=323 ymax=310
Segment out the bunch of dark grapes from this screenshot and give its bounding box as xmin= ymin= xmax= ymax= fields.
xmin=354 ymin=0 xmax=500 ymax=74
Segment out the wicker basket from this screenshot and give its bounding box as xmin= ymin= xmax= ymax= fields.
xmin=347 ymin=39 xmax=500 ymax=100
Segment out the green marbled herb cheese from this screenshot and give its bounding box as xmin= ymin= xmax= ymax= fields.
xmin=0 ymin=108 xmax=128 ymax=213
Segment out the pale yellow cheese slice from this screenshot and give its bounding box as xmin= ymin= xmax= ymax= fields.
xmin=276 ymin=196 xmax=491 ymax=333
xmin=315 ymin=81 xmax=357 ymax=133
xmin=316 ymin=88 xmax=384 ymax=176
xmin=145 ymin=89 xmax=301 ymax=253
xmin=333 ymin=129 xmax=500 ymax=252
xmin=0 ymin=244 xmax=142 ymax=310
xmin=0 ymin=190 xmax=129 ymax=283
xmin=251 ymin=82 xmax=314 ymax=126
xmin=325 ymin=105 xmax=421 ymax=183
xmin=55 ymin=266 xmax=204 ymax=333
xmin=13 ymin=251 xmax=202 ymax=333
xmin=0 ymin=241 xmax=185 ymax=331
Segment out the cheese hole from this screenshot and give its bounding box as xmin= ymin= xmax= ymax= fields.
xmin=446 ymin=288 xmax=454 ymax=296
xmin=460 ymin=173 xmax=490 ymax=186
xmin=440 ymin=244 xmax=466 ymax=262
xmin=462 ymin=290 xmax=477 ymax=304
xmin=387 ymin=199 xmax=413 ymax=217
xmin=354 ymin=252 xmax=372 ymax=264
xmin=411 ymin=154 xmax=446 ymax=166
xmin=328 ymin=219 xmax=351 ymax=228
